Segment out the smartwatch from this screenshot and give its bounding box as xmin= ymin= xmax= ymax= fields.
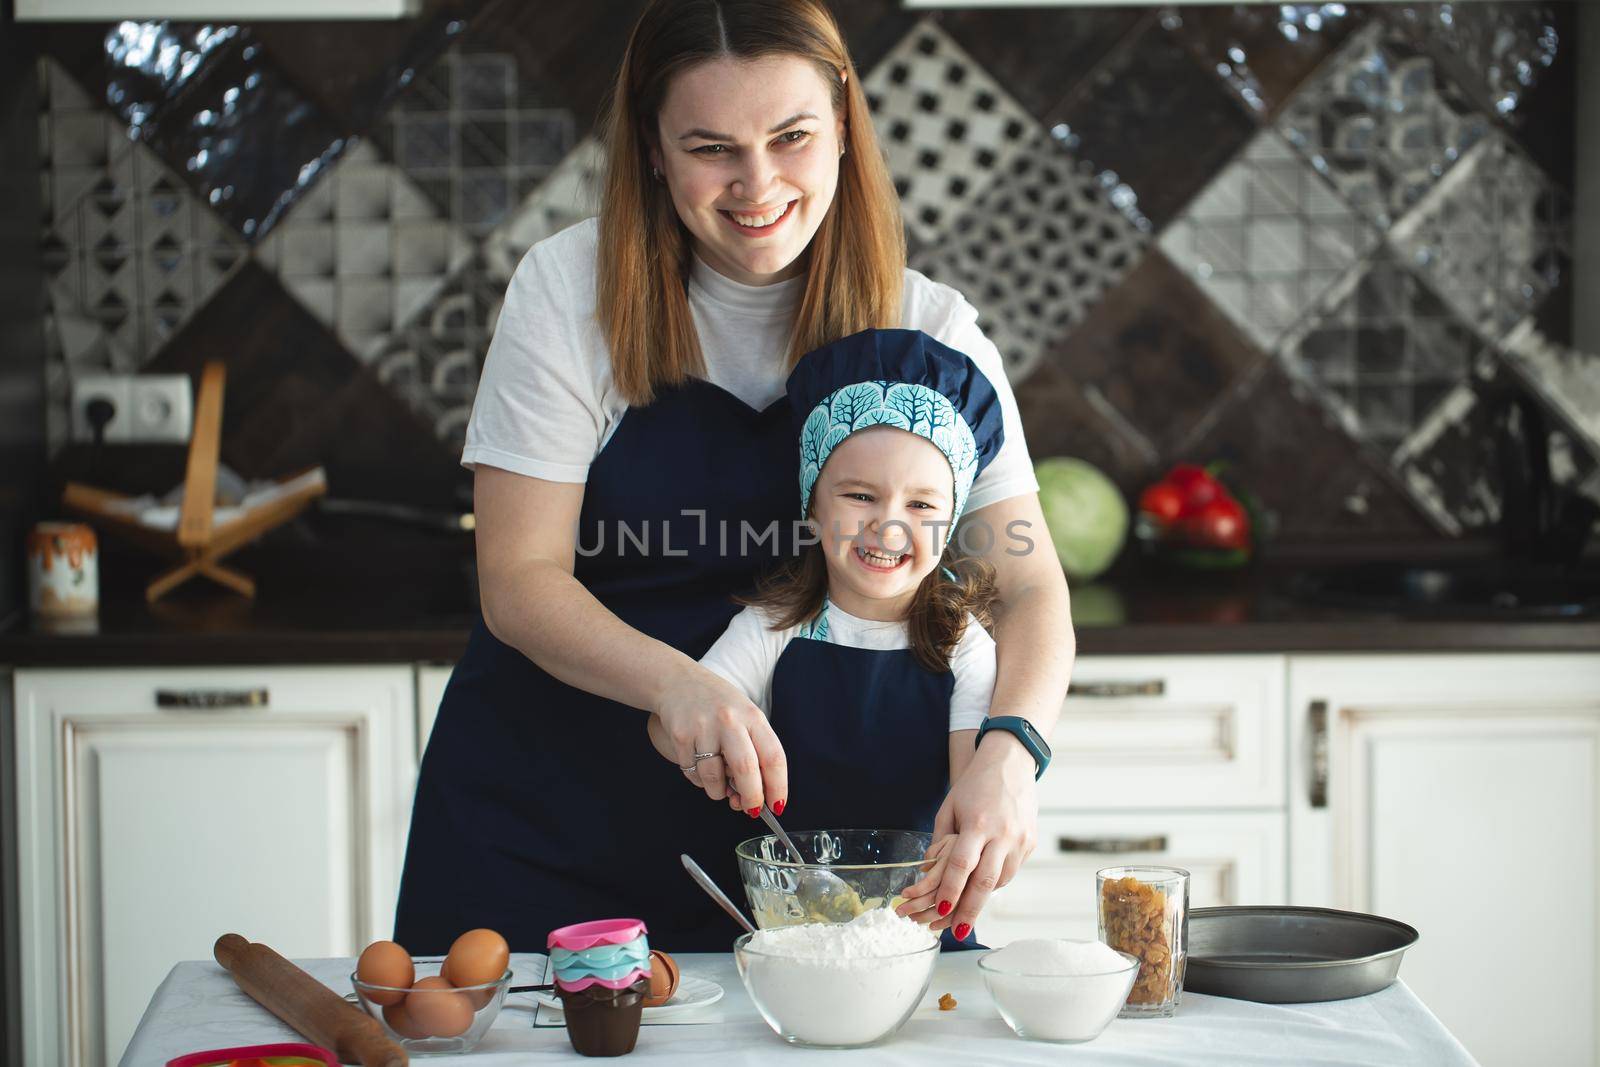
xmin=974 ymin=716 xmax=1051 ymax=780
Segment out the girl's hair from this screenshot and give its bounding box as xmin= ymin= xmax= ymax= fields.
xmin=595 ymin=0 xmax=907 ymax=406
xmin=739 ymin=548 xmax=1000 ymax=674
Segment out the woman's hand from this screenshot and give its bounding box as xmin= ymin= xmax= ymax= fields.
xmin=894 ymin=736 xmax=1038 ymax=939
xmin=652 ymin=661 xmax=789 ymax=815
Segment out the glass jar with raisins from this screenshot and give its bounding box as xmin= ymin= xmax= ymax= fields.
xmin=1096 ymin=865 xmax=1189 ymax=1018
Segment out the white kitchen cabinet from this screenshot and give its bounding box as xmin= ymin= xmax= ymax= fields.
xmin=1287 ymin=653 xmax=1600 ymax=1067
xmin=981 ymin=810 xmax=1286 ymax=947
xmin=1044 ymin=654 xmax=1286 ymax=810
xmin=13 ymin=666 xmax=416 ymax=1067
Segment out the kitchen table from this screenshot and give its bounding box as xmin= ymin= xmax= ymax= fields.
xmin=121 ymin=951 xmax=1476 ymax=1066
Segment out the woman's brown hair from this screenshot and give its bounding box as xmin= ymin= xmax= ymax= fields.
xmin=595 ymin=0 xmax=906 ymax=405
xmin=740 ymin=549 xmax=1000 ymax=674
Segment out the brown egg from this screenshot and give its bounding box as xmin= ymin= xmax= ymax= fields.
xmin=356 ymin=940 xmax=414 ymax=1006
xmin=644 ymin=949 xmax=680 ymax=1008
xmin=382 ymin=997 xmax=430 ymax=1039
xmin=406 ymin=976 xmax=475 ymax=1038
xmin=443 ymin=928 xmax=510 ymax=1008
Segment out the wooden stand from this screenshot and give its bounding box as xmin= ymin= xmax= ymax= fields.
xmin=62 ymin=361 xmax=327 ymax=603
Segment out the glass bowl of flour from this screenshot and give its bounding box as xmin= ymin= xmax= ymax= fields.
xmin=736 ymin=829 xmax=932 ymax=928
xmin=734 ymin=909 xmax=939 ymax=1048
xmin=978 ymin=938 xmax=1140 ymax=1043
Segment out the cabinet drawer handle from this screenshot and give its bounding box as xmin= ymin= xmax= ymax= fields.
xmin=155 ymin=688 xmax=269 ymax=709
xmin=1309 ymin=699 xmax=1329 ymax=809
xmin=1067 ymin=679 xmax=1165 ymax=698
xmin=1058 ymin=835 xmax=1168 ymax=854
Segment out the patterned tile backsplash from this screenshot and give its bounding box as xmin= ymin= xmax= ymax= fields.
xmin=23 ymin=2 xmax=1597 ymax=547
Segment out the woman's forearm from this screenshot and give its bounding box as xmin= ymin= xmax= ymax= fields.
xmin=969 ymin=493 xmax=1076 ymax=766
xmin=989 ymin=577 xmax=1075 ymax=737
xmin=482 ymin=557 xmax=693 ymax=713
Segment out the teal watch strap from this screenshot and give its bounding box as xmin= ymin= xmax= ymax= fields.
xmin=974 ymin=715 xmax=1051 ymax=780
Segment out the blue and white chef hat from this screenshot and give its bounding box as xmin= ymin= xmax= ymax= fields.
xmin=786 ymin=328 xmax=1006 ymax=541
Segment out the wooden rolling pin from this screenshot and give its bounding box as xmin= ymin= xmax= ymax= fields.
xmin=214 ymin=934 xmax=408 ymax=1067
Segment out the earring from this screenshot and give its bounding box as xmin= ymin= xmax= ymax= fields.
xmin=652 ymin=166 xmax=663 ymax=182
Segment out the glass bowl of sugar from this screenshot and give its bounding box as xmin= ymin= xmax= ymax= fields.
xmin=978 ymin=938 xmax=1139 ymax=1043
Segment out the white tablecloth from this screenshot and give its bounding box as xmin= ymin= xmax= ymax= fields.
xmin=120 ymin=951 xmax=1478 ymax=1066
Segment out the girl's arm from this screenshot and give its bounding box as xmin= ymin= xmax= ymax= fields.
xmin=475 ymin=465 xmax=788 ymax=812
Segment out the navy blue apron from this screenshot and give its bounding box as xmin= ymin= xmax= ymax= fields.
xmin=769 ymin=615 xmax=980 ymax=950
xmin=395 ymin=378 xmax=797 ymax=954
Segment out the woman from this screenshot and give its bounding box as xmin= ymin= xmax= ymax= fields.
xmin=395 ymin=0 xmax=1074 ymax=954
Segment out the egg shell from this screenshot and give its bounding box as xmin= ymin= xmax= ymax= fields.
xmin=643 ymin=949 xmax=680 ymax=1008
xmin=443 ymin=928 xmax=510 ymax=1008
xmin=356 ymin=941 xmax=414 ymax=1006
xmin=406 ymin=976 xmax=475 ymax=1038
xmin=382 ymin=998 xmax=430 ymax=1039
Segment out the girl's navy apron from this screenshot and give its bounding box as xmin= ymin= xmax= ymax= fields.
xmin=768 ymin=613 xmax=979 ymax=951
xmin=395 ymin=378 xmax=973 ymax=953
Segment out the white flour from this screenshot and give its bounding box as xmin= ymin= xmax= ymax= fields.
xmin=739 ymin=910 xmax=938 ymax=1046
xmin=981 ymin=938 xmax=1136 ymax=1043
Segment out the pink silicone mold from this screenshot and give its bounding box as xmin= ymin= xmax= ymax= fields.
xmin=547 ymin=918 xmax=649 ymax=952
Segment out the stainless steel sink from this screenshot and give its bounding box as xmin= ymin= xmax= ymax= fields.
xmin=1288 ymin=560 xmax=1600 ymax=619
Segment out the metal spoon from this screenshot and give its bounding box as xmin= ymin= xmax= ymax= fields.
xmin=758 ymin=808 xmax=859 ymax=923
xmin=680 ymin=853 xmax=757 ymax=934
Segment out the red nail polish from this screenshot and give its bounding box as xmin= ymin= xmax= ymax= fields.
xmin=772 ymin=799 xmax=785 ymax=816
xmin=937 ymin=900 xmax=952 ymax=917
xmin=747 ymin=806 xmax=762 ymax=818
xmin=954 ymin=922 xmax=971 ymax=941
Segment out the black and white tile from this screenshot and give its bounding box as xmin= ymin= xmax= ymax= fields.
xmin=38 ymin=59 xmax=248 ymax=369
xmin=1160 ymin=128 xmax=1379 ymax=353
xmin=385 ymin=49 xmax=578 ymax=235
xmin=1392 ymin=350 xmax=1598 ymax=535
xmin=908 ymin=133 xmax=1148 ymax=383
xmin=1277 ymin=22 xmax=1491 ymax=230
xmin=372 ymin=252 xmax=504 ymax=446
xmin=256 ymin=139 xmax=475 ymax=361
xmin=863 ymin=21 xmax=1039 ymax=246
xmin=1388 ymin=129 xmax=1570 ymax=342
xmin=1278 ymin=253 xmax=1492 ymax=455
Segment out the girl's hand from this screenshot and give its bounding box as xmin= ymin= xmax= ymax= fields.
xmin=654 ymin=660 xmax=788 ymax=815
xmin=894 ymin=738 xmax=1037 ymax=938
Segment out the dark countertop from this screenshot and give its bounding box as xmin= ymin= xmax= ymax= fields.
xmin=3 ymin=526 xmax=1598 ymax=666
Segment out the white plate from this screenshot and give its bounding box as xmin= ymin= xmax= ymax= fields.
xmin=530 ymin=973 xmax=724 ymax=1019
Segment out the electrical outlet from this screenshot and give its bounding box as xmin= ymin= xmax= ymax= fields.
xmin=71 ymin=374 xmax=193 ymax=444
xmin=128 ymin=375 xmax=193 ymax=443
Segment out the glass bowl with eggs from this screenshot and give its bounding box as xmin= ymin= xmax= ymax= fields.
xmin=351 ymin=929 xmax=512 ymax=1054
xmin=736 ymin=829 xmax=933 ymax=928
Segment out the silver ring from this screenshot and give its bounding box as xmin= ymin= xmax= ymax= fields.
xmin=692 ymin=751 xmax=717 ymax=763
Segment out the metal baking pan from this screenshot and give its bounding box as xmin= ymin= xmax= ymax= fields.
xmin=1185 ymin=906 xmax=1419 ymax=1003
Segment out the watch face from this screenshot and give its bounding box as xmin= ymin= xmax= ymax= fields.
xmin=1023 ymin=719 xmax=1052 ymax=757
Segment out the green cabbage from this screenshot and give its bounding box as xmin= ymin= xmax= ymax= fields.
xmin=1035 ymin=457 xmax=1129 ymax=581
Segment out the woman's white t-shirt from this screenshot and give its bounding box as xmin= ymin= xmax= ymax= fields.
xmin=461 ymin=216 xmax=1039 ymax=516
xmin=699 ymin=602 xmax=996 ymax=733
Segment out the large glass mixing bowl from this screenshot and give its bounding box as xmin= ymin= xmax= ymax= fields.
xmin=736 ymin=829 xmax=934 ymax=928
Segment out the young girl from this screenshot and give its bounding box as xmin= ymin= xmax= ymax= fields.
xmin=648 ymin=327 xmax=1006 ymax=937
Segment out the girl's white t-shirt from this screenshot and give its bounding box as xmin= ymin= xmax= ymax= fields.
xmin=461 ymin=216 xmax=1039 ymax=516
xmin=699 ymin=602 xmax=997 ymax=732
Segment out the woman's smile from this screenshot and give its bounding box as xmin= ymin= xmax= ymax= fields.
xmin=720 ymin=198 xmax=799 ymax=235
